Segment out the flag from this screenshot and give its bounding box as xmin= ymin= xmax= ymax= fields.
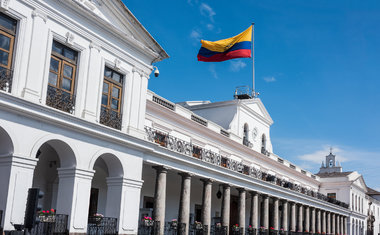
xmin=197 ymin=25 xmax=252 ymax=62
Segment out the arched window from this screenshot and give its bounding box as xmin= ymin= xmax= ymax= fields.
xmin=243 ymin=123 xmax=250 ymax=147
xmin=358 ymin=196 xmax=361 ymax=212
xmin=355 ymin=195 xmax=357 ymax=211
xmin=261 ymin=134 xmax=266 ymax=152
xmin=352 ymin=193 xmax=354 ymax=210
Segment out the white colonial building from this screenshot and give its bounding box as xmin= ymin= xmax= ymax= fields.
xmin=0 ymin=0 xmax=378 ymax=235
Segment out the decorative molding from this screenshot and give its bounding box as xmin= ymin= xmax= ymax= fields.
xmin=0 ymin=0 xmax=10 ymax=10
xmin=65 ymin=31 xmax=75 ymax=45
xmin=89 ymin=41 xmax=101 ymax=52
xmin=114 ymin=58 xmax=121 ymax=70
xmin=31 ymin=9 xmax=47 ymax=23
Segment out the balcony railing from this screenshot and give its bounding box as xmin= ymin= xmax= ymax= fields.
xmin=46 ymin=86 xmax=75 ymax=114
xmin=100 ymin=107 xmax=122 ymax=130
xmin=243 ymin=137 xmax=253 ymax=148
xmin=30 ymin=214 xmax=69 ymax=235
xmin=0 ymin=68 xmax=13 ymax=93
xmin=87 ymin=216 xmax=118 ymax=235
xmin=145 ymin=126 xmax=350 ymax=209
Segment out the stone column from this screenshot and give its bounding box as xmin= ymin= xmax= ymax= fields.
xmin=178 ymin=172 xmax=192 ymax=235
xmin=291 ymin=202 xmax=296 ymax=232
xmin=273 ymin=198 xmax=279 ymax=231
xmin=311 ymin=208 xmax=316 ymax=234
xmin=250 ymin=192 xmax=259 ymax=229
xmin=262 ymin=195 xmax=269 ymax=230
xmin=322 ymin=211 xmax=326 ymax=234
xmin=201 ymin=178 xmax=213 ymax=235
xmin=332 ymin=214 xmax=336 ymax=235
xmin=305 ymin=206 xmax=310 ymax=233
xmin=221 ymin=184 xmax=231 ymax=235
xmin=237 ymin=188 xmax=246 ymax=234
xmin=327 ymin=212 xmax=331 ymax=235
xmin=344 ymin=217 xmax=347 ymax=235
xmin=298 ymin=204 xmax=303 ymax=232
xmin=336 ymin=215 xmax=340 ymax=235
xmin=153 ymin=166 xmax=169 ymax=235
xmin=0 ymin=156 xmax=37 ymax=231
xmin=281 ymin=200 xmax=288 ymax=232
xmin=317 ymin=209 xmax=321 ymax=234
xmin=340 ymin=216 xmax=344 ymax=235
xmin=57 ymin=168 xmax=95 ymax=234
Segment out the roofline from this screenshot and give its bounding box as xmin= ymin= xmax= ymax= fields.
xmin=115 ymin=0 xmax=169 ymax=62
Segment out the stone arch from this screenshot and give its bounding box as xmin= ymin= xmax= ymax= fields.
xmin=30 ymin=135 xmax=78 ymax=168
xmin=0 ymin=125 xmax=14 ymax=156
xmin=88 ymin=149 xmax=124 ymax=177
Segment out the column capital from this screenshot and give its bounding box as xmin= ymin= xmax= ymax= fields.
xmin=261 ymin=193 xmax=269 ymax=198
xmin=200 ymin=178 xmax=214 ymax=184
xmin=220 ymin=183 xmax=231 ymax=188
xmin=249 ymin=190 xmax=259 ymax=196
xmin=152 ymin=165 xmax=170 ymax=173
xmin=236 ymin=187 xmax=247 ymax=192
xmin=178 ymin=172 xmax=193 ymax=178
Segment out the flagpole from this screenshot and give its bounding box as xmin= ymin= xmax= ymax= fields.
xmin=251 ymin=22 xmax=255 ymax=98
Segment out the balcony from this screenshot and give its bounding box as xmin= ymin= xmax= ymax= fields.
xmin=100 ymin=107 xmax=122 ymax=130
xmin=46 ymin=86 xmax=75 ymax=114
xmin=0 ymin=68 xmax=13 ymax=93
xmin=144 ymin=126 xmax=350 ymax=209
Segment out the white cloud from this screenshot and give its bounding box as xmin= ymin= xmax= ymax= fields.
xmin=297 ymin=145 xmax=348 ymax=165
xmin=263 ymin=76 xmax=276 ymax=83
xmin=200 ymin=3 xmax=216 ymax=22
xmin=206 ymin=24 xmax=214 ymax=30
xmin=190 ymin=29 xmax=202 ymax=42
xmin=229 ymin=60 xmax=246 ymax=72
xmin=208 ymin=64 xmax=218 ymax=79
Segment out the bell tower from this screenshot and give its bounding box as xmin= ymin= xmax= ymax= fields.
xmin=318 ymin=148 xmax=343 ymax=174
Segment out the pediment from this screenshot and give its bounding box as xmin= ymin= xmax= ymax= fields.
xmin=64 ymin=0 xmax=168 ymax=60
xmin=353 ymin=175 xmax=368 ymax=192
xmin=241 ymin=98 xmax=274 ymax=125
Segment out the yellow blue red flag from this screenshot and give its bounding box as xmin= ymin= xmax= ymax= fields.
xmin=197 ymin=26 xmax=252 ymax=62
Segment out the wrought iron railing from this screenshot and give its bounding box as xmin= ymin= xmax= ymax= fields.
xmin=138 ymin=220 xmax=160 ymax=235
xmin=189 ymin=224 xmax=208 ymax=235
xmin=87 ymin=216 xmax=118 ymax=235
xmin=30 ymin=214 xmax=69 ymax=235
xmin=0 ymin=68 xmax=13 ymax=93
xmin=46 ymin=86 xmax=75 ymax=114
xmin=145 ymin=126 xmax=350 ymax=209
xmin=243 ymin=137 xmax=253 ymax=148
xmin=164 ymin=222 xmax=186 ymax=235
xmin=210 ymin=225 xmax=228 ymax=235
xmin=100 ymin=107 xmax=122 ymax=130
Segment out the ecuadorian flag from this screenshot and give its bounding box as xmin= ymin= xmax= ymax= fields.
xmin=197 ymin=26 xmax=252 ymax=62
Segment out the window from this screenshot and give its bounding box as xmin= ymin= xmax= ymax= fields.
xmin=0 ymin=13 xmax=16 ymax=92
xmin=327 ymin=193 xmax=336 ymax=199
xmin=100 ymin=67 xmax=124 ymax=129
xmin=243 ymin=123 xmax=250 ymax=147
xmin=46 ymin=41 xmax=78 ymax=113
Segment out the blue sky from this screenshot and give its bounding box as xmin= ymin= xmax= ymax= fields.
xmin=125 ymin=0 xmax=380 ymax=190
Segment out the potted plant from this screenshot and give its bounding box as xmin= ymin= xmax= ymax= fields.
xmin=260 ymin=226 xmax=267 ymax=232
xmin=194 ymin=221 xmax=203 ymax=230
xmin=170 ymin=219 xmax=178 ymax=229
xmin=279 ymin=228 xmax=285 ymax=234
xmin=232 ymin=224 xmax=240 ymax=232
xmin=38 ymin=209 xmax=56 ymax=222
xmin=143 ymin=216 xmax=153 ymax=227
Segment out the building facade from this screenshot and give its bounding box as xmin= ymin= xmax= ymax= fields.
xmin=0 ymin=0 xmax=378 ymax=235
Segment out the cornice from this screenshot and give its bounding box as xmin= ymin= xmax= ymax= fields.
xmin=21 ymin=0 xmax=155 ymax=72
